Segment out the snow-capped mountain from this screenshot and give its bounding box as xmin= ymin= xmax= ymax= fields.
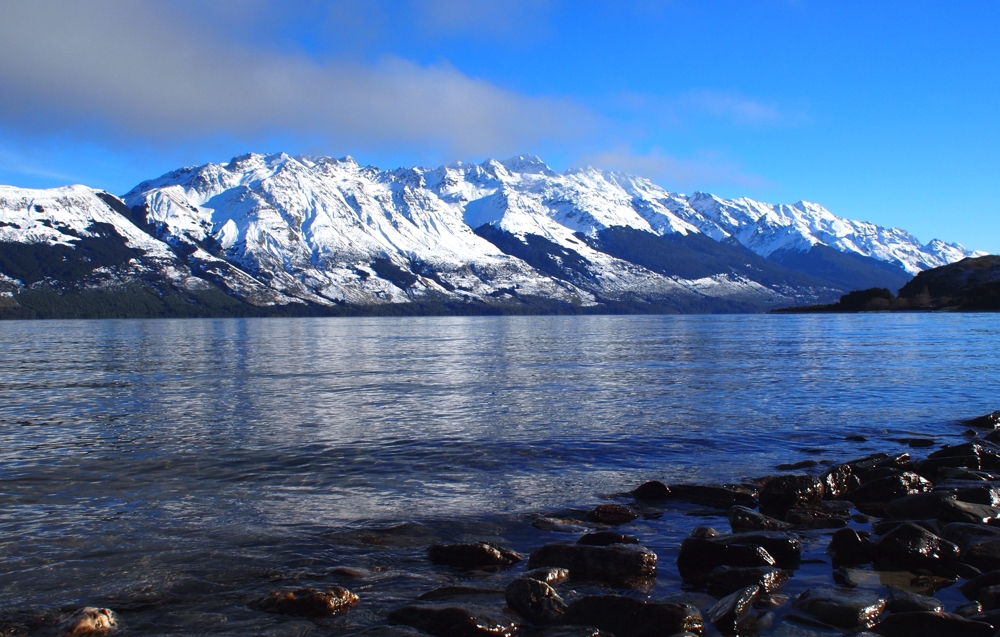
xmin=0 ymin=153 xmax=984 ymax=318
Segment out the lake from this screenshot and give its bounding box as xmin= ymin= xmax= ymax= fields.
xmin=1 ymin=314 xmax=997 ymax=635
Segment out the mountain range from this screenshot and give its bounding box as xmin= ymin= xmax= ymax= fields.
xmin=0 ymin=153 xmax=985 ymax=318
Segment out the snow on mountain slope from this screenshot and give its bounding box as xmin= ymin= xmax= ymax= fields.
xmin=119 ymin=152 xmax=983 ymax=311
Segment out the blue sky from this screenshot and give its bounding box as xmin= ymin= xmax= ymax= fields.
xmin=1 ymin=0 xmax=997 ymax=252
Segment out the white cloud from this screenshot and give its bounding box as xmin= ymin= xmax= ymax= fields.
xmin=577 ymin=147 xmax=769 ymax=191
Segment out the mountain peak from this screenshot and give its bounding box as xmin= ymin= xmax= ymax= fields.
xmin=499 ymin=154 xmax=555 ymax=176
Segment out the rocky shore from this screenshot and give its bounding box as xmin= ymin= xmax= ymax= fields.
xmin=13 ymin=410 xmax=1000 ymax=637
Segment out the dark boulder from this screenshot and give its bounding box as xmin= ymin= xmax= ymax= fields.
xmin=386 ymin=606 xmax=517 ymax=637
xmin=828 ymin=528 xmax=873 ymax=566
xmin=631 ymin=481 xmax=671 ymax=500
xmin=821 ymin=463 xmax=859 ymax=499
xmin=720 ymin=531 xmax=802 ymax=568
xmin=849 ymin=472 xmax=932 ymax=503
xmin=941 ymin=522 xmax=1000 ymax=552
xmin=791 ymin=588 xmax=886 ymax=629
xmin=964 ymin=412 xmax=1000 ymax=430
xmin=58 ymin=608 xmax=118 ymax=636
xmin=252 ymin=587 xmax=359 ymax=617
xmin=676 ymin=536 xmax=775 ymax=581
xmin=873 ymin=522 xmax=961 ymax=577
xmin=417 ymin=587 xmax=504 ymax=601
xmin=667 ymin=484 xmax=757 ymax=508
xmin=728 ymin=505 xmax=791 ymax=532
xmin=704 ymin=565 xmax=788 ymax=597
xmin=758 ymin=474 xmax=823 ymax=516
xmin=564 ymin=596 xmax=703 ymax=637
xmin=883 ymin=491 xmax=955 ymax=519
xmin=872 ymin=611 xmax=994 ymax=637
xmin=577 ymin=531 xmax=639 ymax=546
xmin=428 ymin=543 xmax=522 ymax=569
xmin=528 ymin=543 xmax=656 ymax=583
xmin=976 ymin=584 xmax=1000 ymax=611
xmin=706 ymin=584 xmax=760 ymax=635
xmin=505 ymin=578 xmax=566 ymax=625
xmin=937 ymin=499 xmax=1000 ymax=524
xmin=586 ymin=504 xmax=638 ymax=525
xmin=884 ymin=587 xmax=943 ymax=613
xmin=955 ymin=484 xmax=1000 ymax=506
xmin=964 ymin=540 xmax=1000 ymax=573
xmin=960 ymin=569 xmax=1000 ymax=600
xmin=848 ymin=452 xmax=913 ymax=472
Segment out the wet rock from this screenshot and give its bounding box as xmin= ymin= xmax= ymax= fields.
xmin=954 ymin=601 xmax=983 ymax=616
xmin=872 ymin=611 xmax=994 ymax=637
xmin=873 ymin=522 xmax=961 ymax=577
xmin=703 ymin=565 xmax=788 ymax=596
xmin=631 ymin=481 xmax=671 ymax=500
xmin=706 ymin=584 xmax=760 ymax=635
xmin=428 ymin=543 xmax=522 ymax=569
xmin=564 ymin=596 xmax=703 ymax=637
xmin=937 ymin=499 xmax=1000 ymax=524
xmin=885 ymin=587 xmax=943 ymax=613
xmin=940 ymin=522 xmax=1000 ymax=552
xmin=845 ymin=435 xmax=868 ymax=442
xmin=849 ymin=452 xmax=913 ymax=472
xmin=828 ymin=528 xmax=873 ymax=566
xmin=908 ymin=438 xmax=936 ymax=448
xmin=676 ymin=536 xmax=775 ymax=581
xmin=728 ymin=505 xmax=791 ymax=532
xmin=252 ymin=587 xmax=359 ymax=617
xmin=976 ymin=584 xmax=1000 ymax=610
xmin=418 ymin=587 xmax=504 ymax=601
xmin=960 ymin=569 xmax=1000 ymax=600
xmin=964 ymin=411 xmax=1000 ymax=429
xmin=784 ymin=506 xmax=848 ymax=529
xmin=528 ymin=543 xmax=656 ymax=583
xmin=719 ymin=531 xmax=801 ymax=568
xmin=386 ymin=606 xmax=517 ymax=637
xmin=518 ymin=627 xmax=610 ymax=637
xmin=955 ymin=484 xmax=1000 ymax=506
xmin=59 ymin=608 xmax=117 ymax=636
xmin=940 ymin=467 xmax=997 ymax=481
xmin=850 ymin=472 xmax=932 ymax=503
xmin=522 ymin=568 xmax=570 ymax=585
xmin=792 ymin=588 xmax=886 ymax=629
xmin=775 ymin=460 xmax=818 ymax=471
xmin=667 ymin=484 xmax=757 ymax=508
xmin=577 ymin=531 xmax=638 ymax=546
xmin=330 ymin=566 xmax=375 ymax=579
xmin=505 ymin=578 xmax=566 ymax=625
xmin=917 ymin=456 xmax=983 ymax=477
xmin=872 ymin=518 xmax=944 ymax=537
xmin=857 ymin=467 xmax=905 ymax=484
xmin=821 ymin=463 xmax=860 ymax=499
xmin=532 ymin=518 xmax=590 ymax=533
xmin=883 ymin=491 xmax=955 ymax=519
xmin=758 ymin=474 xmax=823 ymax=516
xmin=586 ymin=504 xmax=638 ymax=525
xmin=964 ymin=540 xmax=1000 ymax=573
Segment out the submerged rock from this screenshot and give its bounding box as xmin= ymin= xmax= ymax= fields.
xmin=792 ymin=588 xmax=886 ymax=629
xmin=386 ymin=606 xmax=517 ymax=637
xmin=728 ymin=505 xmax=791 ymax=532
xmin=428 ymin=543 xmax=522 ymax=569
xmin=528 ymin=543 xmax=656 ymax=583
xmin=631 ymin=481 xmax=671 ymax=500
xmin=706 ymin=584 xmax=760 ymax=635
xmin=585 ymin=504 xmax=637 ymax=525
xmin=418 ymin=587 xmax=504 ymax=601
xmin=252 ymin=587 xmax=359 ymax=617
xmin=505 ymin=578 xmax=566 ymax=625
xmin=522 ymin=568 xmax=571 ymax=585
xmin=965 ymin=411 xmax=1000 ymax=429
xmin=667 ymin=484 xmax=757 ymax=508
xmin=564 ymin=596 xmax=703 ymax=637
xmin=872 ymin=611 xmax=994 ymax=637
xmin=577 ymin=532 xmax=639 ymax=546
xmin=59 ymin=608 xmax=117 ymax=636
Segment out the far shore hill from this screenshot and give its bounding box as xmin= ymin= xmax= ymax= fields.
xmin=773 ymin=255 xmax=1000 ymax=313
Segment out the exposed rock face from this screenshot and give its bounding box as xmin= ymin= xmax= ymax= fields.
xmin=758 ymin=475 xmax=824 ymax=516
xmin=252 ymin=587 xmax=359 ymax=617
xmin=564 ymin=596 xmax=704 ymax=637
xmin=896 ymin=255 xmax=1000 ymax=310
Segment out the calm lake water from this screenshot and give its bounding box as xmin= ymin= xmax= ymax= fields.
xmin=0 ymin=314 xmax=997 ymax=635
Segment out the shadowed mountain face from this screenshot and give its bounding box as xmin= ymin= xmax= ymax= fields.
xmin=898 ymin=255 xmax=1000 ymax=309
xmin=0 ymin=153 xmax=984 ymax=318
